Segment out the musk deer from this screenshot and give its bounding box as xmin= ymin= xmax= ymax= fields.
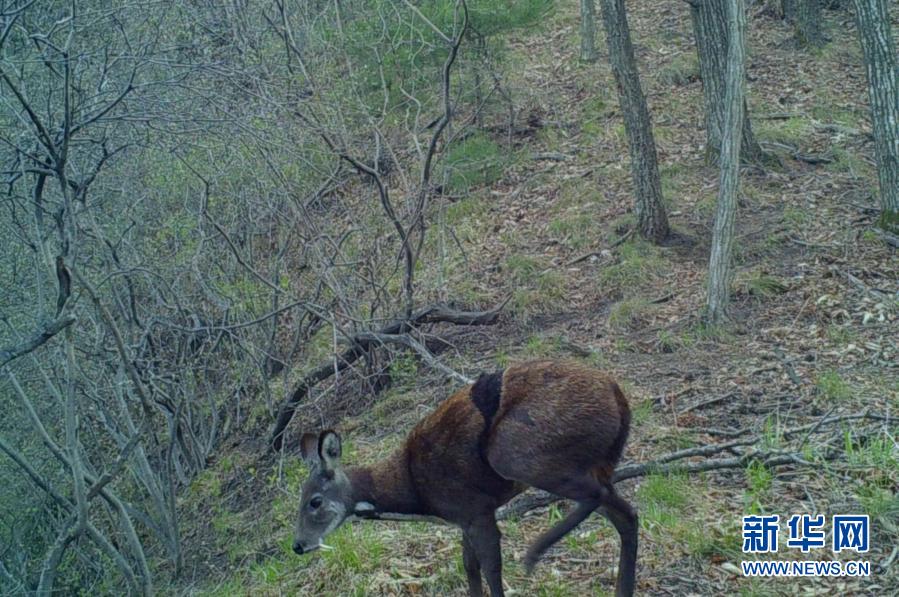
xmin=293 ymin=359 xmax=637 ymax=596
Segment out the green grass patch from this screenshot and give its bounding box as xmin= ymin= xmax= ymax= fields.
xmin=494 ymin=348 xmax=511 ymax=368
xmin=321 ymin=524 xmax=386 ymax=576
xmin=682 ymin=522 xmax=742 ymax=561
xmin=190 ymin=469 xmax=222 ymax=499
xmin=809 ymin=102 xmax=864 ymax=130
xmin=657 ymin=54 xmax=699 ymax=87
xmin=759 ymin=416 xmax=786 ymax=452
xmin=762 ymin=229 xmax=789 ymax=252
xmin=781 ymin=205 xmax=813 ymax=230
xmin=599 ymin=238 xmax=666 ymax=292
xmin=444 ymin=194 xmax=490 ymax=224
xmin=656 ymin=329 xmax=682 ymax=353
xmin=756 ymin=116 xmax=812 ymax=146
xmin=370 ymin=388 xmax=425 ymax=427
xmin=819 ymin=39 xmax=863 ymax=65
xmin=845 ymin=431 xmax=898 ymax=473
xmin=443 ymin=133 xmax=510 ymax=193
xmin=678 ymin=322 xmax=734 ymax=347
xmin=608 ymin=297 xmax=653 ymax=331
xmin=548 ymin=211 xmax=593 ymax=250
xmin=630 ymin=399 xmax=653 ymax=427
xmin=505 ymin=255 xmax=566 ymax=320
xmin=249 ymin=558 xmax=289 ymax=587
xmin=580 ymin=91 xmax=618 ymax=140
xmin=637 ymin=473 xmax=691 ymax=537
xmin=826 ymin=324 xmax=857 ymax=347
xmin=737 ymin=578 xmax=772 ymax=597
xmin=564 ymin=526 xmax=600 ymax=555
xmin=533 ymin=578 xmax=580 ymax=596
xmin=547 ymin=503 xmax=566 ymax=524
xmin=660 ymin=162 xmax=700 ymax=203
xmin=389 ymin=352 xmax=420 ymax=388
xmin=856 ymin=484 xmax=899 ymax=521
xmin=612 ymin=338 xmax=637 ymax=353
xmin=734 ymin=270 xmax=789 ymax=299
xmin=506 ymin=254 xmax=545 ymax=283
xmin=815 ymin=369 xmax=851 ymax=401
xmin=744 ymin=460 xmax=774 ymax=511
xmin=638 ymin=473 xmax=690 ymax=509
xmin=522 ymin=334 xmax=563 ymax=358
xmin=826 ymin=146 xmax=876 ymax=180
xmin=695 ymin=192 xmax=718 ymax=219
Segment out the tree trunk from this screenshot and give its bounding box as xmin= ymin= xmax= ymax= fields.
xmin=783 ymin=0 xmax=825 ymax=47
xmin=691 ymin=0 xmax=766 ymax=165
xmin=598 ymin=0 xmax=670 ymax=242
xmin=707 ymin=0 xmax=747 ymax=324
xmin=852 ymin=0 xmax=899 ymax=233
xmin=580 ymin=0 xmax=598 ymax=62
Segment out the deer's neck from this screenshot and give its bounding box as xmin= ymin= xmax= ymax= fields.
xmin=348 ymin=449 xmax=424 ymax=517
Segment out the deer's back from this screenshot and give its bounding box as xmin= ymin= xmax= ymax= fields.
xmin=404 ymin=360 xmax=630 ymax=521
xmin=487 ymin=360 xmax=629 ymax=483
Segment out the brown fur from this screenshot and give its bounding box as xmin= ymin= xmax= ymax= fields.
xmin=335 ymin=360 xmax=637 ymax=597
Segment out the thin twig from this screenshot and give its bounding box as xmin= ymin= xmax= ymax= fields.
xmin=566 ymin=229 xmax=635 ymax=266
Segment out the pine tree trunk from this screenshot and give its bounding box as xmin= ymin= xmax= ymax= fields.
xmin=598 ymin=0 xmax=669 ymax=242
xmin=580 ymin=0 xmax=598 ymax=62
xmin=691 ymin=0 xmax=765 ymax=165
xmin=707 ymin=0 xmax=747 ymax=325
xmin=852 ymin=0 xmax=899 ymax=232
xmin=783 ymin=0 xmax=825 ymax=47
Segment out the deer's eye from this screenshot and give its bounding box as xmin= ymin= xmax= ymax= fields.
xmin=309 ymin=496 xmax=323 ymax=509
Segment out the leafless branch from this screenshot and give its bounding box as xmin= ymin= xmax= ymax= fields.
xmin=354 ymin=332 xmax=473 ymax=384
xmin=270 ymin=299 xmax=507 ymax=451
xmin=0 ymin=315 xmax=76 ymax=369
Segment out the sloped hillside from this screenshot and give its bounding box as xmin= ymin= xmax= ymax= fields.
xmin=172 ymin=2 xmax=897 ymax=596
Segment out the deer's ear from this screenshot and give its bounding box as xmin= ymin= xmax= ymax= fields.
xmin=300 ymin=433 xmax=320 ymax=466
xmin=318 ymin=430 xmax=342 ymax=473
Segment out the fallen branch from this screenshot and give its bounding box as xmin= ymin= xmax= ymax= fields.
xmin=758 ymin=112 xmax=801 ymax=120
xmin=269 ymin=300 xmax=507 ymax=451
xmin=677 ymin=392 xmax=735 ymax=414
xmin=758 ymin=141 xmax=834 ymax=164
xmin=871 ymin=227 xmax=899 ymax=248
xmin=566 ymin=229 xmax=635 ymax=266
xmin=814 ymin=122 xmax=873 ymax=140
xmin=353 ymin=332 xmax=473 ymax=385
xmin=834 ymin=267 xmax=890 ymax=299
xmin=531 ymin=152 xmax=571 ymax=162
xmin=788 ymin=236 xmax=837 ymax=249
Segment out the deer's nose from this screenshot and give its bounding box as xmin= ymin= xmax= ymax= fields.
xmin=292 ymin=541 xmax=305 ymax=555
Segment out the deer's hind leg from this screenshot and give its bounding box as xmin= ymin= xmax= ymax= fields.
xmin=597 ymin=484 xmax=638 ymax=597
xmin=518 ymin=472 xmax=606 ymax=572
xmin=523 ymin=495 xmax=601 ymax=572
xmin=511 ymin=469 xmax=638 ymax=597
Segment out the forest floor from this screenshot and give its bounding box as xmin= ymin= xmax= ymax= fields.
xmin=171 ymin=2 xmax=897 ymax=596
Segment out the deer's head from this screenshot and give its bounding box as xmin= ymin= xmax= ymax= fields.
xmin=293 ymin=430 xmax=353 ymax=554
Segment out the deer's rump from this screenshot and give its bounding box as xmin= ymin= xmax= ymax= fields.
xmin=485 ymin=360 xmax=630 ymax=485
